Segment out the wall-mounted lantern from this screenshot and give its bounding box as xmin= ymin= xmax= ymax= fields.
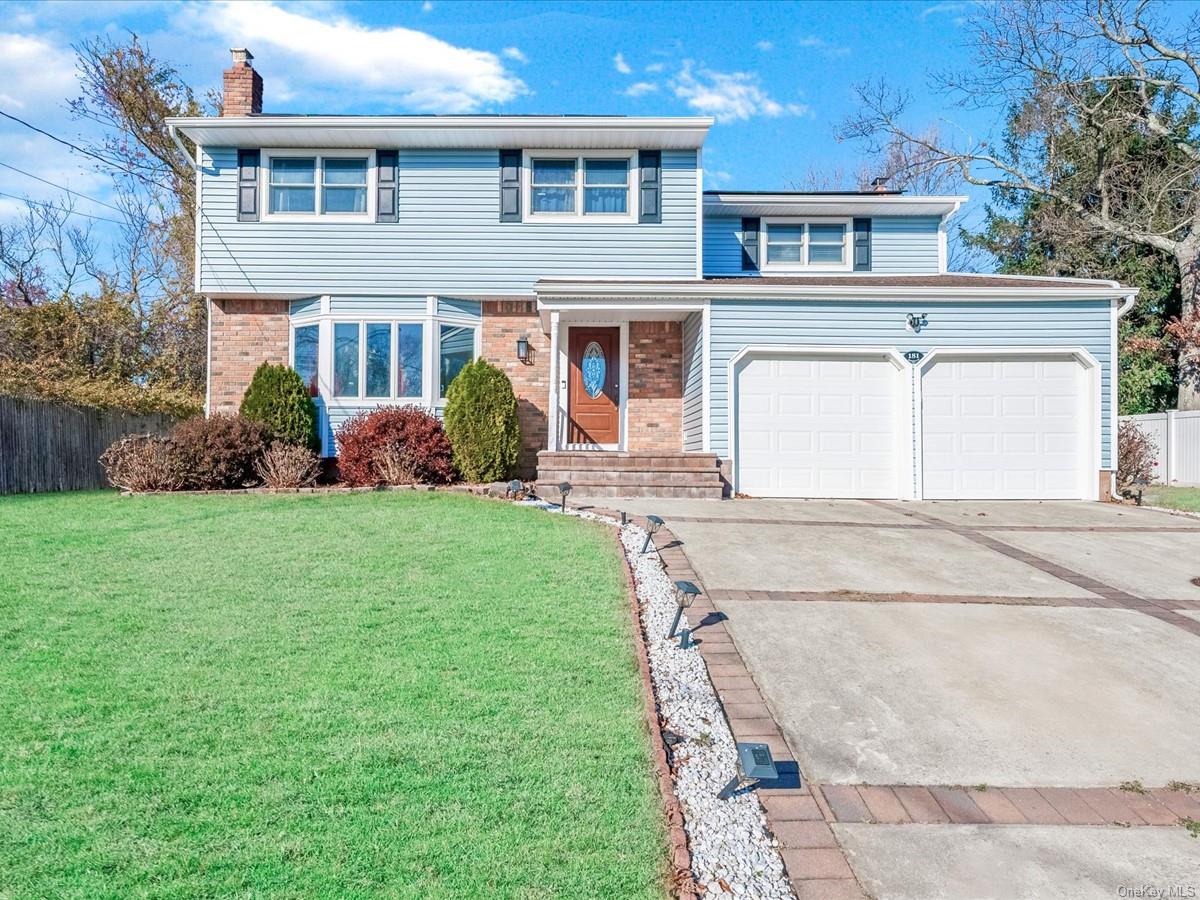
xmin=905 ymin=312 xmax=928 ymax=333
xmin=516 ymin=336 xmax=532 ymax=364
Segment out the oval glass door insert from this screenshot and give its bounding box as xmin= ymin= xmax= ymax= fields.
xmin=582 ymin=341 xmax=606 ymax=398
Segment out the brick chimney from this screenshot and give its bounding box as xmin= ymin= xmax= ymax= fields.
xmin=222 ymin=48 xmax=262 ymax=116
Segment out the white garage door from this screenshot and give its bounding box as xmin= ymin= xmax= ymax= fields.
xmin=736 ymin=354 xmax=904 ymax=498
xmin=921 ymin=354 xmax=1091 ymax=500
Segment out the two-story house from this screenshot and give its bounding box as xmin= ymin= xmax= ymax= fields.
xmin=168 ymin=49 xmax=1136 ymax=501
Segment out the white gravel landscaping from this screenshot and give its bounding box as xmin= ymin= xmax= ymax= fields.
xmin=523 ymin=500 xmax=793 ymax=899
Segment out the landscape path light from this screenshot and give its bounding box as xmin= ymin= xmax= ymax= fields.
xmin=506 ymin=479 xmax=523 ymax=499
xmin=557 ymin=481 xmax=572 ymax=512
xmin=641 ymin=515 xmax=664 ymax=555
xmin=717 ymin=742 xmax=781 ymax=800
xmin=670 ymin=579 xmax=700 ymax=648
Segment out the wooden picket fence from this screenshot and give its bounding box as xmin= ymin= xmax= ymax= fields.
xmin=0 ymin=395 xmax=176 ymax=494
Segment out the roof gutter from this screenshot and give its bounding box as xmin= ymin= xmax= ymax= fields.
xmin=168 ymin=123 xmax=198 ymax=170
xmin=1116 ymin=292 xmax=1137 ymax=318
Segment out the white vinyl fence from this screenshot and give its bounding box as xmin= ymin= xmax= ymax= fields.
xmin=1119 ymin=410 xmax=1200 ymax=486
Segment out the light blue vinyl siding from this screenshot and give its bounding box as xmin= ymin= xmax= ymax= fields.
xmin=290 ymin=297 xmax=321 ymax=316
xmin=329 ymin=296 xmax=426 ymax=316
xmin=701 ymin=215 xmax=943 ymax=275
xmin=438 ymin=297 xmax=482 ymax=318
xmin=707 ymin=299 xmax=1113 ymax=467
xmin=682 ymin=310 xmax=704 ymax=451
xmin=871 ymin=217 xmax=941 ymax=273
xmin=199 ymin=148 xmax=698 ymax=295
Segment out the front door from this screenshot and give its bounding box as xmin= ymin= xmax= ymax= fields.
xmin=567 ymin=327 xmax=620 ymax=446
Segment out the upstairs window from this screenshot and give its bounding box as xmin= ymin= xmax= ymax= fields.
xmin=763 ymin=219 xmax=851 ymax=270
xmin=266 ymin=153 xmax=372 ymax=218
xmin=269 ymin=158 xmax=315 ymax=214
xmin=526 ymin=152 xmax=636 ymax=220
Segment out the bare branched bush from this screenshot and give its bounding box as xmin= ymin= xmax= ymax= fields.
xmin=255 ymin=441 xmax=321 ymax=489
xmin=1117 ymin=421 xmax=1158 ymax=489
xmin=99 ymin=434 xmax=185 ymax=492
xmin=372 ymin=444 xmax=422 ymax=486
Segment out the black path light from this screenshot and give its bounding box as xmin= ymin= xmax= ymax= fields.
xmin=557 ymin=481 xmax=572 ymax=512
xmin=717 ymin=741 xmax=780 ymax=800
xmin=506 ymin=479 xmax=523 ymax=499
xmin=670 ymin=579 xmax=701 ymax=647
xmin=1131 ymin=473 xmax=1150 ymax=506
xmin=641 ymin=515 xmax=664 ymax=555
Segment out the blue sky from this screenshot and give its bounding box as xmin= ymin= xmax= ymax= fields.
xmin=1 ymin=0 xmax=1000 ymax=258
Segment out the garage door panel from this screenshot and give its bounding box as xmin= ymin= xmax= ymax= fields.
xmin=737 ymin=354 xmax=903 ymax=499
xmin=921 ymin=354 xmax=1089 ymax=500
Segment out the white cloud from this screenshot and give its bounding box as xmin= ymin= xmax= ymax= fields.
xmin=670 ymin=61 xmax=806 ymax=123
xmin=613 ymin=52 xmax=632 ymax=75
xmin=703 ymin=168 xmax=732 ymax=186
xmin=920 ymin=1 xmax=968 ymax=19
xmin=645 ymin=62 xmax=665 ymax=73
xmin=502 ymin=46 xmax=528 ymax=63
xmin=622 ymin=81 xmax=658 ymax=98
xmin=201 ymin=1 xmax=527 ymax=112
xmin=755 ymin=40 xmax=774 ymax=51
xmin=422 ymin=1 xmax=433 ymax=11
xmin=0 ymin=32 xmax=77 ymax=111
xmin=797 ymin=36 xmax=850 ymax=57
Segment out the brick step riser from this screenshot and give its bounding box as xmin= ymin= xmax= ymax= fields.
xmin=548 ymin=484 xmax=724 ymax=499
xmin=536 ymin=470 xmax=723 ymax=487
xmin=537 ymin=452 xmax=720 ymax=460
xmin=536 ymin=457 xmax=720 ymax=472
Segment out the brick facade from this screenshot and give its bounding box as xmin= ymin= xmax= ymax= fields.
xmin=208 ymin=298 xmax=289 ymax=413
xmin=627 ymin=321 xmax=683 ymax=452
xmin=480 ymin=301 xmax=550 ymax=477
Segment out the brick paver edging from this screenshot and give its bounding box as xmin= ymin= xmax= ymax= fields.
xmin=813 ymin=783 xmax=1200 ymax=828
xmin=589 ymin=508 xmax=870 ymax=900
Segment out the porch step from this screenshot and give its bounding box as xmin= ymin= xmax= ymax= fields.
xmin=534 ymin=451 xmax=724 ymax=499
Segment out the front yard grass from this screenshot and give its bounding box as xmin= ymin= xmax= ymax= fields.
xmin=0 ymin=491 xmax=664 ymax=898
xmin=1141 ymin=485 xmax=1200 ymax=513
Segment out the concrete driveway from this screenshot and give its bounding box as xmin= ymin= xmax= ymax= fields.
xmin=597 ymin=498 xmax=1200 ymax=899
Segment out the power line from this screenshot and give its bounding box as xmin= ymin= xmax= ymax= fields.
xmin=0 ymin=108 xmax=167 ymax=189
xmin=0 ymin=191 xmax=126 ymax=226
xmin=0 ymin=160 xmax=125 ymax=213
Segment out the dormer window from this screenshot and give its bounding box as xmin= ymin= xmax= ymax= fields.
xmin=762 ymin=219 xmax=851 ymax=271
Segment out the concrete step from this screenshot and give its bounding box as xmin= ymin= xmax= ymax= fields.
xmin=537 ymin=452 xmax=720 ymax=472
xmin=536 ymin=468 xmax=723 ymax=487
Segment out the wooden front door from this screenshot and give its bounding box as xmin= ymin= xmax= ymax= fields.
xmin=567 ymin=327 xmax=620 ymax=445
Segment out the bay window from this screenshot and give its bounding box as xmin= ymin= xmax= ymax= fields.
xmin=333 ymin=323 xmax=360 ymax=398
xmin=439 ymin=324 xmax=476 ymax=398
xmin=396 ymin=324 xmax=423 ymax=399
xmin=364 ymin=323 xmax=391 ymax=397
xmin=292 ymin=324 xmax=319 ymax=397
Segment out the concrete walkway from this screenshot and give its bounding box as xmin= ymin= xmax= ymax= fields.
xmin=598 ymin=498 xmax=1200 ymax=900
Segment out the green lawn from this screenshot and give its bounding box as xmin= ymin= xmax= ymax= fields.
xmin=1141 ymin=485 xmax=1200 ymax=513
xmin=0 ymin=491 xmax=665 ymax=899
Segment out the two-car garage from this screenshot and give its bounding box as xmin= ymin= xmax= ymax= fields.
xmin=733 ymin=348 xmax=1099 ymax=501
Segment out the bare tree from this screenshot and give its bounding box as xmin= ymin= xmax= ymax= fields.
xmin=842 ymin=0 xmax=1200 ymax=406
xmin=0 ymin=198 xmax=97 ymax=305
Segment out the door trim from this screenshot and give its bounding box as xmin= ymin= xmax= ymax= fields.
xmin=558 ymin=321 xmax=629 ymax=450
xmin=728 ymin=345 xmax=912 ymax=498
xmin=914 ymin=346 xmax=1101 ymax=501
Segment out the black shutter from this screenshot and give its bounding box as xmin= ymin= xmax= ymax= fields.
xmin=638 ymin=150 xmax=661 ymax=223
xmin=853 ymin=217 xmax=872 ymax=271
xmin=237 ymin=149 xmax=259 ymax=222
xmin=741 ymin=216 xmax=760 ymax=271
xmin=499 ymin=150 xmax=521 ymax=222
xmin=376 ymin=150 xmax=398 ymax=223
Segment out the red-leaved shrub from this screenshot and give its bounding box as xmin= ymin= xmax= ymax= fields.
xmin=171 ymin=414 xmax=268 ymax=489
xmin=335 ymin=405 xmax=454 ymax=486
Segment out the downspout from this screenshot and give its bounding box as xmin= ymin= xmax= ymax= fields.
xmin=168 ymin=124 xmax=198 ymax=170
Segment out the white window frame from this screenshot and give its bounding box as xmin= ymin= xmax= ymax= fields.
xmin=435 ymin=319 xmax=482 ymax=403
xmin=762 ymin=217 xmax=853 ymax=272
xmin=319 ymin=319 xmax=429 ymax=402
xmin=522 ymin=149 xmax=638 ymax=223
xmin=262 ymin=149 xmax=375 ymax=222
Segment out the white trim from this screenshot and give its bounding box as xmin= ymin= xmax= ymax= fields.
xmin=521 ymin=150 xmax=638 ymax=223
xmin=702 ymin=300 xmax=712 ymax=453
xmin=260 ymin=149 xmax=375 ymax=223
xmin=937 ymin=218 xmax=948 ymax=274
xmin=548 ymin=310 xmax=561 ymax=451
xmin=534 ymin=279 xmax=1138 ymax=302
xmin=726 ymin=345 xmax=912 ymax=498
xmin=1110 ymin=293 xmax=1138 ymax=493
xmin=704 ymin=193 xmax=968 ymax=218
xmin=761 ymin=217 xmax=853 ymax=273
xmin=914 ymin=347 xmax=1103 ymax=501
xmin=204 ymin=297 xmax=212 ymax=416
xmin=695 ymin=146 xmax=704 ymax=279
xmin=193 ymin=145 xmax=202 ymax=294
